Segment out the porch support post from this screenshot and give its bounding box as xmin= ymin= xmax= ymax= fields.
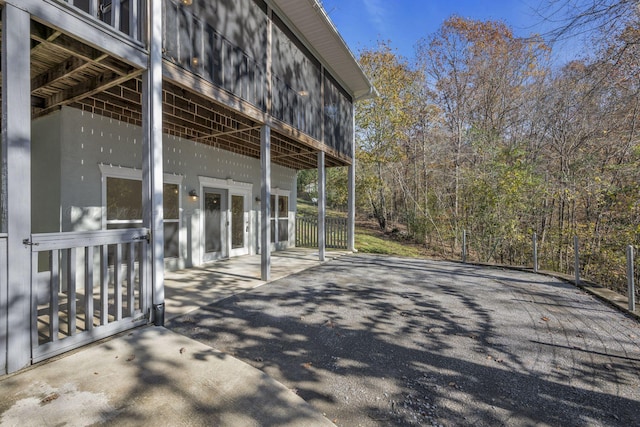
xmin=3 ymin=4 xmax=32 ymax=373
xmin=347 ymin=107 xmax=356 ymax=252
xmin=318 ymin=151 xmax=326 ymax=262
xmin=143 ymin=0 xmax=164 ymax=325
xmin=260 ymin=125 xmax=271 ymax=281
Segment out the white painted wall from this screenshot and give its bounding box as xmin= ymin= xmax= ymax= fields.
xmin=31 ymin=106 xmax=297 ymax=269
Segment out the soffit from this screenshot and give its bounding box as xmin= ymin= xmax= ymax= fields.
xmin=270 ymin=0 xmax=376 ymax=100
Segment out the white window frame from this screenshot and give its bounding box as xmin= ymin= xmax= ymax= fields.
xmin=99 ymin=164 xmax=184 ymax=256
xmin=270 ymin=187 xmax=291 ymax=248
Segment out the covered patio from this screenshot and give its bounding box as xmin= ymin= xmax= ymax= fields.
xmin=164 ymin=248 xmax=348 ymax=320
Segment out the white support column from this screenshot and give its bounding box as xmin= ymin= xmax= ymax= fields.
xmin=347 ymin=106 xmax=356 ymax=252
xmin=143 ymin=0 xmax=164 ymax=325
xmin=3 ymin=4 xmax=32 ymax=373
xmin=261 ymin=125 xmax=271 ymax=281
xmin=318 ymin=151 xmax=326 ymax=262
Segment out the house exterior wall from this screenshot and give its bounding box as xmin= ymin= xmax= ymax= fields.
xmin=32 ymin=106 xmax=297 ymax=270
xmin=2 ymin=0 xmax=363 ymax=374
xmin=162 ymin=0 xmax=354 ymax=154
xmin=32 ymin=113 xmax=62 ymax=234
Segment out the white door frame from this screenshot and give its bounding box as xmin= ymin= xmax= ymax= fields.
xmin=270 ymin=188 xmax=292 ymax=251
xmin=198 ymin=177 xmax=252 ymax=263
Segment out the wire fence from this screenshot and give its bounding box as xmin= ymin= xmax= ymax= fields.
xmin=458 ymin=230 xmax=637 ymax=311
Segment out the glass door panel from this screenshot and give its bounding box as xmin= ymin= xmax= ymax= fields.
xmin=231 ymin=195 xmax=244 ymax=249
xmin=204 ymin=191 xmax=222 ymax=254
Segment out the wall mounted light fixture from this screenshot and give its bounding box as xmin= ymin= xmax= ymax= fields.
xmin=189 ymin=190 xmax=199 ymax=201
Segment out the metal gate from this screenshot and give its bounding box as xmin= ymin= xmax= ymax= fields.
xmin=29 ymin=228 xmax=151 ymax=362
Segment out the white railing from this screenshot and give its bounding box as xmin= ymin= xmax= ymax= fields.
xmin=30 ymin=228 xmax=149 ymax=362
xmin=296 ymin=216 xmax=347 ymax=249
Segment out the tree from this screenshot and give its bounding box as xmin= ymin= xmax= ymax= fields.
xmin=356 ymin=41 xmax=421 ymax=230
xmin=416 ymin=16 xmax=549 ymax=252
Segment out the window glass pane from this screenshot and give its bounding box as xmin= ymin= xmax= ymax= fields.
xmin=278 ymin=218 xmax=288 ymax=242
xmin=270 ymin=194 xmax=276 ymax=218
xmin=231 ymin=195 xmax=244 ymax=249
xmin=178 ymin=5 xmax=192 ymax=68
xmin=205 ymin=192 xmax=222 ymax=253
xmin=270 ymin=220 xmax=276 ymax=243
xmin=73 ymin=0 xmax=91 ymax=13
xmin=107 ymin=177 xmax=142 ymax=221
xmin=120 ymin=0 xmax=131 ymax=37
xmin=163 ymin=0 xmax=179 ymax=61
xmin=99 ymin=0 xmax=112 ymax=25
xmin=106 ymin=222 xmax=142 ymax=230
xmin=278 ymin=195 xmax=288 ymax=217
xmin=164 ymin=222 xmax=179 ymax=258
xmin=163 ymin=183 xmax=180 ymax=220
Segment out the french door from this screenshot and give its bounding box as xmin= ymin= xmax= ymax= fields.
xmin=203 ymin=188 xmax=228 ymax=262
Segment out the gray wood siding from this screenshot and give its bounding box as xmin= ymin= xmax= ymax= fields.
xmin=162 ymin=0 xmax=268 ymax=110
xmin=162 ymin=0 xmax=353 ymax=158
xmin=271 ymin=15 xmax=322 ymax=141
xmin=324 ymin=74 xmax=354 ymax=158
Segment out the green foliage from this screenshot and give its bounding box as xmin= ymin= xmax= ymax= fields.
xmin=352 ymin=14 xmax=640 ymax=296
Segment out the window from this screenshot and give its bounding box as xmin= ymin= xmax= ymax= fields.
xmin=163 ymin=183 xmax=180 ymax=258
xmin=269 ymin=191 xmax=289 ymax=244
xmin=278 ymin=195 xmax=289 ymax=242
xmin=106 ymin=177 xmax=143 ymax=228
xmin=101 ymin=165 xmax=182 ymax=259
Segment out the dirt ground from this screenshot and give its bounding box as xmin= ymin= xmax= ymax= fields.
xmin=167 ymin=254 xmax=640 ymax=426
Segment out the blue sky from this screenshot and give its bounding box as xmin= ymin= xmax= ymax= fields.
xmin=320 ymin=0 xmax=578 ymax=63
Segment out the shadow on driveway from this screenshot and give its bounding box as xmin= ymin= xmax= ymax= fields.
xmin=167 ymin=254 xmax=640 ymax=426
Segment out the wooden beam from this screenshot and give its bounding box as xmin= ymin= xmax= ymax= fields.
xmin=30 ymin=27 xmax=133 ymax=77
xmin=31 ymin=56 xmax=87 ymax=91
xmin=38 ymin=68 xmax=144 ymax=116
xmin=193 ymin=125 xmax=262 ymax=141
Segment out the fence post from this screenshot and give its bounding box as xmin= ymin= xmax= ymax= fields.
xmin=574 ymin=236 xmax=580 ymax=286
xmin=532 ymin=232 xmax=538 ymax=273
xmin=462 ymin=229 xmax=467 ymax=263
xmin=627 ymin=245 xmax=636 ymax=312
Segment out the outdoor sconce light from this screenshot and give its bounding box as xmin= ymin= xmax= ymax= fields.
xmin=255 ymin=196 xmax=261 ymax=203
xmin=181 ymin=0 xmax=193 ymax=6
xmin=189 ymin=190 xmax=199 ymax=201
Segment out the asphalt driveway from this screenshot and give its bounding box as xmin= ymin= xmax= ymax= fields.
xmin=167 ymin=254 xmax=640 ymax=426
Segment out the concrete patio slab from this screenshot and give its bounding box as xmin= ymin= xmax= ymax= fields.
xmin=0 ymin=326 xmax=335 ymax=427
xmin=164 ymin=248 xmax=348 ymax=320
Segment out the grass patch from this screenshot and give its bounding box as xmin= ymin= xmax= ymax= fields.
xmin=355 ymin=226 xmax=425 ymax=258
xmin=297 ymin=198 xmax=346 ymax=217
xmin=297 ymin=198 xmax=429 ymax=258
